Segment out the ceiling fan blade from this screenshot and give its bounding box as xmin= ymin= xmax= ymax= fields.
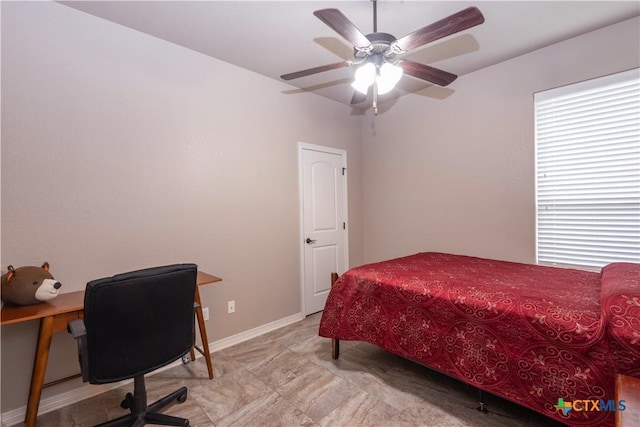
xmin=313 ymin=9 xmax=372 ymax=50
xmin=351 ymin=90 xmax=368 ymax=105
xmin=280 ymin=61 xmax=351 ymax=81
xmin=392 ymin=7 xmax=484 ymax=53
xmin=398 ymin=60 xmax=457 ymax=86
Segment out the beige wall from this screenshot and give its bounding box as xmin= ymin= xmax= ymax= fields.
xmin=1 ymin=2 xmax=363 ymax=412
xmin=361 ymin=17 xmax=640 ymax=264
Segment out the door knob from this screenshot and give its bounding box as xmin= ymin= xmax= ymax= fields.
xmin=305 ymin=238 xmax=317 ymax=244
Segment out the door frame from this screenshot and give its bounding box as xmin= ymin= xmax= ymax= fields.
xmin=298 ymin=142 xmax=349 ymax=316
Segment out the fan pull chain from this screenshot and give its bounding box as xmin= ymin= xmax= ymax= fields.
xmin=373 ymin=83 xmax=379 ymax=116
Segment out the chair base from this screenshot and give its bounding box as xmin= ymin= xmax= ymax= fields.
xmin=96 ymin=375 xmax=189 ymax=427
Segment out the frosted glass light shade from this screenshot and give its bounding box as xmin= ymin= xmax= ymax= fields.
xmin=351 ymin=63 xmax=376 ymax=94
xmin=376 ymin=62 xmax=403 ymax=95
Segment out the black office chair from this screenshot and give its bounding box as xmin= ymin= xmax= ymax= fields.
xmin=68 ymin=264 xmax=198 ymax=427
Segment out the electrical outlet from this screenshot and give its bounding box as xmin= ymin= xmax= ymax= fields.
xmin=202 ymin=307 xmax=209 ymax=321
xmin=227 ymin=300 xmax=235 ymax=314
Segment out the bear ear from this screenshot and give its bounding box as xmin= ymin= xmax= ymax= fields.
xmin=6 ymin=265 xmax=15 ymax=281
xmin=41 ymin=262 xmax=50 ymax=272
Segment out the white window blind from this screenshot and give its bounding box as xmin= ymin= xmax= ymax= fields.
xmin=535 ymin=68 xmax=640 ymax=269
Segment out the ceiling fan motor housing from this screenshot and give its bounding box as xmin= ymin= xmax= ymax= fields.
xmin=355 ymin=32 xmax=398 ymax=61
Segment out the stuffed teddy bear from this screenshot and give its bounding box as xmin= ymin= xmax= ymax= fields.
xmin=1 ymin=262 xmax=62 ymax=306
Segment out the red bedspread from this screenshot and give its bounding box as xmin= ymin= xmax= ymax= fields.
xmin=319 ymin=252 xmax=632 ymax=426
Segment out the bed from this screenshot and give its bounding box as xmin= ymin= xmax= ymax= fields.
xmin=318 ymin=252 xmax=640 ymax=427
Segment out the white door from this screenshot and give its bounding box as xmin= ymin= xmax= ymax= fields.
xmin=299 ymin=143 xmax=348 ymax=315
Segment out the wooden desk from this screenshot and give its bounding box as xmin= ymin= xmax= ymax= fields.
xmin=1 ymin=271 xmax=221 ymax=427
xmin=190 ymin=271 xmax=222 ymax=380
xmin=616 ymin=373 xmax=640 ymax=427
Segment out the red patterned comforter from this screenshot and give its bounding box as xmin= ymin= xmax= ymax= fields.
xmin=319 ymin=252 xmax=640 ymax=426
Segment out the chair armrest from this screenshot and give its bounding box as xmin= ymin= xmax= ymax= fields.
xmin=67 ymin=319 xmax=89 ymax=382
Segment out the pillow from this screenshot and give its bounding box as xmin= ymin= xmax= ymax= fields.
xmin=600 ymin=262 xmax=640 ymax=375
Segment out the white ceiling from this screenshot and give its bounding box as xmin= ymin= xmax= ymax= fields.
xmin=59 ymin=1 xmax=640 ymax=108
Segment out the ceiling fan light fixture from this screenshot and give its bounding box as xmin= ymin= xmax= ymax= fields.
xmin=282 ymin=5 xmax=485 ymax=111
xmin=351 ymin=62 xmax=376 ymax=94
xmin=376 ymin=62 xmax=403 ymax=95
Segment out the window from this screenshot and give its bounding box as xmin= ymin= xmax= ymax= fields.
xmin=535 ymin=69 xmax=640 ymax=269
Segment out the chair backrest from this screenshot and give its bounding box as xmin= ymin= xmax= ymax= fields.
xmin=83 ymin=264 xmax=197 ymax=384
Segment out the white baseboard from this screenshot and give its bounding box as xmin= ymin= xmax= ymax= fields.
xmin=1 ymin=312 xmax=304 ymax=426
xmin=209 ymin=312 xmax=304 ymax=352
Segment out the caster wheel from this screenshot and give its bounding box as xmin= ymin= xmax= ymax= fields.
xmin=182 ymin=355 xmax=191 ymax=364
xmin=120 ymin=393 xmax=132 ymax=409
xmin=177 ymin=392 xmax=188 ymax=404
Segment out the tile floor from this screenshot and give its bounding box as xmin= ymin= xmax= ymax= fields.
xmin=29 ymin=313 xmax=564 ymax=426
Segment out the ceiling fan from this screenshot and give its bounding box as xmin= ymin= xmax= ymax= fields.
xmin=281 ymin=0 xmax=485 ymax=114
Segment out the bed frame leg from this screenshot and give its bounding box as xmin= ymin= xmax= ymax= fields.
xmin=477 ymin=389 xmax=488 ymax=413
xmin=331 ymin=339 xmax=340 ymax=359
xmin=330 ymin=272 xmax=340 ymax=360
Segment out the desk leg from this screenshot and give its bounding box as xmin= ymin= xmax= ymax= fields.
xmin=25 ymin=315 xmax=55 ymax=427
xmin=194 ymin=287 xmax=214 ymax=379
